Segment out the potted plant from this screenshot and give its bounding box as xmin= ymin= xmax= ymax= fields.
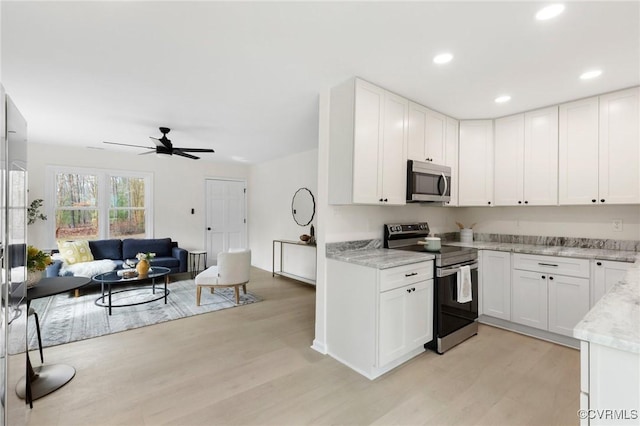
xmin=26 ymin=245 xmax=52 ymax=287
xmin=135 ymin=252 xmax=156 ymax=277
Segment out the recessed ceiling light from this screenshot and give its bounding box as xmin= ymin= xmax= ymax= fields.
xmin=536 ymin=4 xmax=565 ymax=21
xmin=231 ymin=155 xmax=249 ymax=162
xmin=495 ymin=95 xmax=511 ymax=104
xmin=580 ymin=69 xmax=602 ymax=80
xmin=433 ymin=53 xmax=453 ymax=64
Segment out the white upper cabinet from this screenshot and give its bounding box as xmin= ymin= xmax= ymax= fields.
xmin=494 ymin=107 xmax=558 ymax=206
xmin=559 ymin=96 xmax=600 ymax=205
xmin=458 ymin=120 xmax=494 ymax=206
xmin=559 ymin=87 xmax=639 ymax=205
xmin=407 ymin=102 xmax=446 ymax=164
xmin=494 ymin=114 xmax=525 ymax=206
xmin=599 ymin=87 xmax=640 ymax=204
xmin=329 ymin=78 xmax=408 ymax=205
xmin=523 ymin=106 xmax=559 ymax=205
xmin=444 ymin=117 xmax=459 ymax=206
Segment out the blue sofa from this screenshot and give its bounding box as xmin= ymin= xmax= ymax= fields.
xmin=46 ymin=237 xmax=188 ymax=277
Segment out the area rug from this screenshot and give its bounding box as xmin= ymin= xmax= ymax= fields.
xmin=19 ymin=278 xmax=260 ymax=352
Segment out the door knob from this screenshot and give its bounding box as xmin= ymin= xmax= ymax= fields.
xmin=207 ymin=227 xmax=211 ymax=231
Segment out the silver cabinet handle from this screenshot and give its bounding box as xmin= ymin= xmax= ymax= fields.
xmin=441 ymin=172 xmax=448 ymax=199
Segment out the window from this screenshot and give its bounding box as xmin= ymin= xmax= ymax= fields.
xmin=46 ymin=167 xmax=153 ymax=245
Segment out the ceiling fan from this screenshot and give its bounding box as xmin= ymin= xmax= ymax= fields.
xmin=104 ymin=127 xmax=215 ymax=160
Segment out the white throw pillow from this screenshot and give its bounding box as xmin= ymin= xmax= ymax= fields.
xmin=60 ymin=259 xmax=117 ymax=278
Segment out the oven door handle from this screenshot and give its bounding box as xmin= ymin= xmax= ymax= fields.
xmin=437 ymin=261 xmax=478 ymax=278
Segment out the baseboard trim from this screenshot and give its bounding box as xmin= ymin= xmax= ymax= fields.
xmin=479 ymin=315 xmax=580 ymax=349
xmin=311 ymin=340 xmax=327 ymax=354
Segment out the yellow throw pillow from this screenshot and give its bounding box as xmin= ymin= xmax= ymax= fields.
xmin=57 ymin=240 xmax=94 ymax=265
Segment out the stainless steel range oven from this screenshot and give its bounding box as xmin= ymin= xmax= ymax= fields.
xmin=384 ymin=222 xmax=479 ymax=354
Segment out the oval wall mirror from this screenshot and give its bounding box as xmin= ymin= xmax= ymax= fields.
xmin=292 ymin=187 xmax=315 ymax=226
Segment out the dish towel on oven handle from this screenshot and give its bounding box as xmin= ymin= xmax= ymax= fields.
xmin=457 ymin=265 xmax=472 ymax=303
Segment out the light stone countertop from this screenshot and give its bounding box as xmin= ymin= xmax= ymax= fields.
xmin=573 ymin=254 xmax=640 ymax=354
xmin=444 ymin=241 xmax=638 ymax=262
xmin=326 ymin=248 xmax=435 ymax=269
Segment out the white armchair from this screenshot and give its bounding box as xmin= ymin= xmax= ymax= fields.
xmin=195 ymin=249 xmax=251 ymax=305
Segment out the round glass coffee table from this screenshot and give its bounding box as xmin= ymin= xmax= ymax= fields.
xmin=92 ymin=266 xmax=171 ymax=315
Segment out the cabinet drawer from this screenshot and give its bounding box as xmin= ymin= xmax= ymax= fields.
xmin=513 ymin=253 xmax=589 ymax=278
xmin=380 ymin=261 xmax=433 ymax=292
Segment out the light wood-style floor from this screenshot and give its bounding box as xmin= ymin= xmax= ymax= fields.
xmin=10 ymin=267 xmax=579 ymax=426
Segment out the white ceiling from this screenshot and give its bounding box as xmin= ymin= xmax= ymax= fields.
xmin=2 ymin=1 xmax=639 ymax=164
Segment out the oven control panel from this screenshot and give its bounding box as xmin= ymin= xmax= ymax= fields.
xmin=385 ymin=223 xmax=429 ymax=235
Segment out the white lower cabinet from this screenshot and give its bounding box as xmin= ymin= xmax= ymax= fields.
xmin=379 ymin=280 xmax=432 ymax=366
xmin=481 ymin=250 xmax=511 ymax=320
xmin=326 ymin=259 xmax=433 ymax=380
xmin=511 ymin=253 xmax=590 ymax=337
xmin=593 ymin=259 xmax=631 ymax=306
xmin=548 ymin=274 xmax=590 ymax=337
xmin=580 ymin=340 xmax=640 ymax=425
xmin=481 ymin=251 xmax=595 ymax=341
xmin=511 ymin=269 xmax=548 ymax=330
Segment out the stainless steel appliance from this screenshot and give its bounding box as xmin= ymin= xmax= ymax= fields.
xmin=384 ymin=222 xmax=478 ymax=354
xmin=406 ymin=160 xmax=451 ymax=203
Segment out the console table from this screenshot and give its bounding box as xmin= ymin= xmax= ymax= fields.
xmin=272 ymin=239 xmax=316 ymax=285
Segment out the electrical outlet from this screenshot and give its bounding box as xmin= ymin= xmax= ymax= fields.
xmin=612 ymin=219 xmax=623 ymax=232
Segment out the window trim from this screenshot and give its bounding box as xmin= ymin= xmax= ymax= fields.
xmin=45 ymin=166 xmax=154 ymax=247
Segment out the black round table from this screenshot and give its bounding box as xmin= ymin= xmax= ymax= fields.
xmin=16 ymin=276 xmax=91 ymax=406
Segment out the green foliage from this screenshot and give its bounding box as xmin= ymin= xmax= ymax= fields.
xmin=27 ymin=245 xmax=52 ymax=271
xmin=27 ymin=199 xmax=47 ymax=225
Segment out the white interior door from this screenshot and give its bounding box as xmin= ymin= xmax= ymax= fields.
xmin=205 ymin=179 xmax=247 ymax=266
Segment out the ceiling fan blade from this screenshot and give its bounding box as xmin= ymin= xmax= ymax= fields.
xmin=138 ymin=150 xmax=156 ymax=156
xmin=104 ymin=141 xmax=151 ymax=149
xmin=173 ymin=147 xmax=215 ymax=153
xmin=173 ymin=151 xmax=200 ymax=160
xmin=150 ymin=136 xmax=172 ymax=149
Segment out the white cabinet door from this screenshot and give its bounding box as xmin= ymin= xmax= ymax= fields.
xmin=481 ymin=250 xmax=511 ymax=320
xmin=444 ymin=117 xmax=459 ymax=206
xmin=512 ymin=269 xmax=548 ymax=330
xmin=458 ymin=120 xmax=494 ymax=206
xmin=425 ymin=109 xmax=446 ymax=164
xmin=353 ymin=79 xmax=385 ymax=204
xmin=408 ymin=102 xmax=445 ymax=164
xmin=599 ymin=87 xmax=640 ymax=204
xmin=329 ymin=78 xmax=408 ymax=206
xmin=548 ymin=275 xmax=590 ymax=337
xmin=593 ymin=260 xmax=631 ymax=305
xmin=378 ymin=285 xmax=408 ymax=367
xmin=494 ymin=114 xmax=525 ymax=206
xmin=379 ymin=279 xmax=432 ymax=367
xmin=559 ymin=97 xmax=600 ymax=205
xmin=406 ymin=279 xmax=433 ymax=347
xmin=407 ymin=101 xmax=427 ymax=162
xmin=523 ymin=106 xmax=559 ymax=205
xmin=381 ymin=92 xmax=408 ymax=205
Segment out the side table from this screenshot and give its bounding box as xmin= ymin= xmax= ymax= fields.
xmin=189 ymin=250 xmax=208 ymax=279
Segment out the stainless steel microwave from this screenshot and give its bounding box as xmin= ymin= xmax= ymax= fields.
xmin=406 ymin=160 xmax=451 ymax=203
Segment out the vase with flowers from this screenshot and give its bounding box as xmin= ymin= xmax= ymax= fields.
xmin=135 ymin=252 xmax=155 ymax=277
xmin=26 ymin=245 xmax=52 ymax=288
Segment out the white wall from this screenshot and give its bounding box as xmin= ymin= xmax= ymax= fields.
xmin=455 ymin=205 xmax=640 ymax=241
xmin=27 ymin=142 xmax=249 ymax=252
xmin=248 ymin=148 xmax=318 ymax=275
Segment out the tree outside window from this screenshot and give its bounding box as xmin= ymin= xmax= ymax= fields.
xmin=49 ymin=167 xmax=152 ymax=243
